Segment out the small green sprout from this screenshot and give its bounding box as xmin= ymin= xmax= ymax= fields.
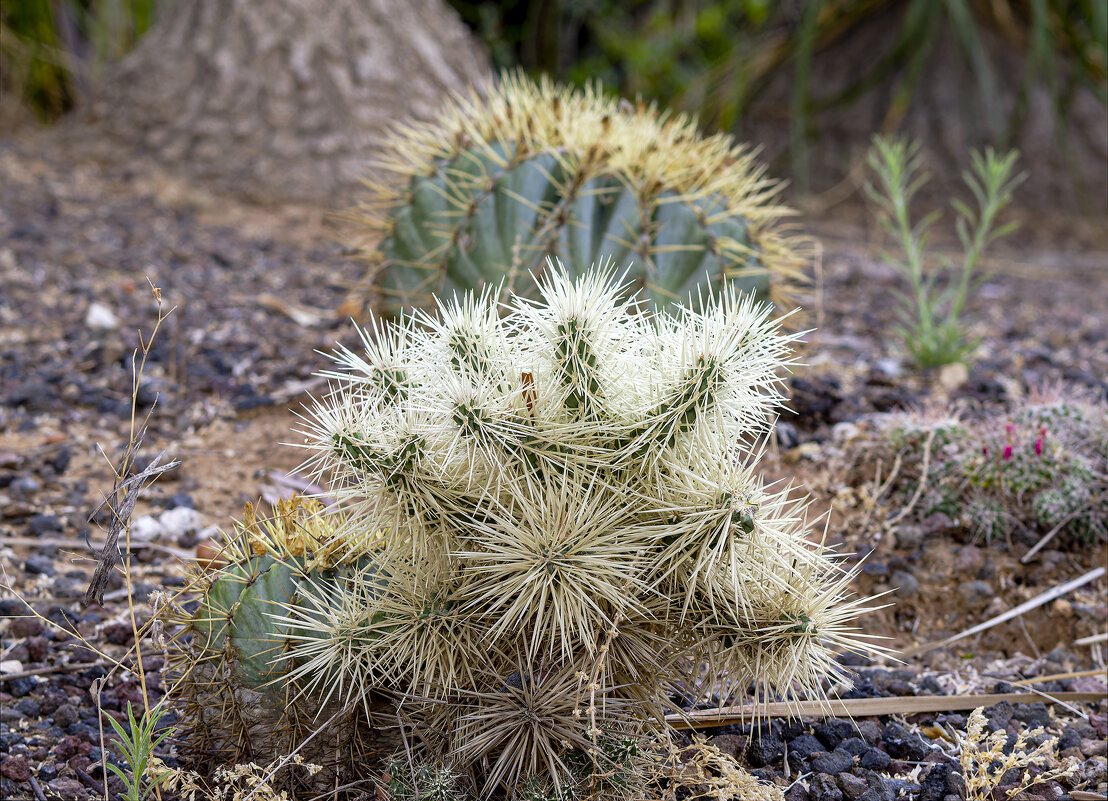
xmin=103 ymin=702 xmax=174 ymax=801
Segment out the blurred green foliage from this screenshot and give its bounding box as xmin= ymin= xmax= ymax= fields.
xmin=3 ymin=0 xmax=1104 ymax=194
xmin=448 ymin=0 xmax=1107 ymax=184
xmin=1 ymin=0 xmax=161 ymax=121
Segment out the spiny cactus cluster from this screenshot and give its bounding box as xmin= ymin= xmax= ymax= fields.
xmin=352 ymin=71 xmax=807 ymax=317
xmin=175 ymin=266 xmax=876 ymax=799
xmin=882 ymin=388 xmax=1107 ymax=543
xmin=170 ymin=498 xmax=398 ymax=780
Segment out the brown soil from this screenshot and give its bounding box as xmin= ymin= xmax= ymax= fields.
xmin=2 ymin=128 xmax=1105 ymax=688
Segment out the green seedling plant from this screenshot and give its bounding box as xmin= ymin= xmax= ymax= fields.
xmin=865 ymin=135 xmax=1025 ymax=368
xmin=104 ymin=702 xmax=175 ymax=801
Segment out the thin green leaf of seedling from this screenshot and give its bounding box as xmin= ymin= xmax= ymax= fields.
xmin=866 ymin=134 xmax=1022 ymax=369
xmin=104 ymin=702 xmax=174 ymax=801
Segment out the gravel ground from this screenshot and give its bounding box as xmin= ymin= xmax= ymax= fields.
xmin=1 ymin=133 xmax=1106 ymax=800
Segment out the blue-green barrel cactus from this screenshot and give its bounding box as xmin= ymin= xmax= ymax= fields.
xmin=352 ymin=72 xmax=807 ymax=317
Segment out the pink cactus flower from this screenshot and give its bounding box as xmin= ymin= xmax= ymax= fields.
xmin=982 ymin=446 xmax=989 ymax=457
xmin=1003 ymin=444 xmax=1013 ymax=461
xmin=1034 ymin=437 xmax=1043 ymax=456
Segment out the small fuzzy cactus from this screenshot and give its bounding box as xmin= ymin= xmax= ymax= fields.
xmin=174 ymin=266 xmax=876 ymax=799
xmin=352 ymin=72 xmax=807 ymax=317
xmin=879 ymin=388 xmax=1107 ymax=544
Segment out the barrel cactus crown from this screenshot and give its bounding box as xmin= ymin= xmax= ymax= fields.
xmin=174 ymin=266 xmax=876 ymax=799
xmin=353 ymin=72 xmax=808 ymax=316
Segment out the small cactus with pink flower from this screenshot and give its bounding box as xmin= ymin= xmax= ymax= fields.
xmin=878 ymin=388 xmax=1106 ymax=545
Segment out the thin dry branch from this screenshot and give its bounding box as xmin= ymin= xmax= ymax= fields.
xmin=83 ymin=449 xmax=181 ymax=607
xmin=666 ymin=691 xmax=1107 ymax=731
xmin=902 ymin=567 xmax=1106 ymax=657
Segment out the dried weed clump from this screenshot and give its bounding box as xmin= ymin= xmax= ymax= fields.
xmin=956 ymin=707 xmax=1079 ymax=801
xmin=150 ymin=755 xmax=323 ymax=801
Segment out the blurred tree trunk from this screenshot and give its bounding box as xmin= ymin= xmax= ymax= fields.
xmin=77 ymin=0 xmax=490 ymax=204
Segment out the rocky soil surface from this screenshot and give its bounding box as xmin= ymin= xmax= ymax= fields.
xmin=1 ymin=133 xmax=1105 ymax=800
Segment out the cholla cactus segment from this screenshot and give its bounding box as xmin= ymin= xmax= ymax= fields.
xmin=353 ymin=71 xmax=808 ymax=316
xmin=178 ymin=266 xmax=877 ymax=798
xmin=285 ymin=264 xmax=880 ymax=797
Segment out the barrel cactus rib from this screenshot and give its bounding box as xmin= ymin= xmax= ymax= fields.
xmin=353 ymin=71 xmax=809 ymax=316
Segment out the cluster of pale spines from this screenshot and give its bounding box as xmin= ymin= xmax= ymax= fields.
xmin=286 ymin=266 xmax=878 ymax=795
xmin=352 ymin=70 xmax=808 ymax=310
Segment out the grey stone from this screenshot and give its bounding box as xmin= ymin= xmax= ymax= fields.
xmin=890 ymin=570 xmax=920 ymax=598
xmin=958 ymin=580 xmax=994 ymax=607
xmin=8 ymin=476 xmax=40 ymax=499
xmin=859 ymin=748 xmax=890 ymax=770
xmin=810 ymin=774 xmax=843 ymax=801
xmin=53 ymin=703 xmax=79 ymax=728
xmin=28 ymin=514 xmax=62 ymax=535
xmin=24 ymin=554 xmax=55 ymax=576
xmin=811 ymin=749 xmax=855 ymax=775
xmin=839 ymin=773 xmax=869 ymax=801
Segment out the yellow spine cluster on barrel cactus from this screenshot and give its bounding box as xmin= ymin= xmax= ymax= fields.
xmin=351 ymin=71 xmax=808 ymax=316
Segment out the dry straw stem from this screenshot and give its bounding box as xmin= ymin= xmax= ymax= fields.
xmin=666 ymin=691 xmax=1107 ymax=731
xmin=957 ymin=706 xmax=1080 ymax=801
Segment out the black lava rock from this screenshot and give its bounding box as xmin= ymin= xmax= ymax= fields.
xmin=856 ymin=720 xmax=883 ymax=746
xmin=6 ymin=677 xmax=34 ymax=698
xmin=983 ymin=700 xmax=1014 ymax=732
xmin=0 ymin=598 xmax=26 ymax=617
xmin=811 ymin=749 xmax=855 ymax=775
xmin=883 ymin=722 xmax=932 ymax=761
xmin=28 ymin=514 xmax=62 ymax=535
xmin=748 ymin=734 xmax=785 ymax=767
xmin=166 ymin=492 xmax=194 ymax=509
xmin=920 ymin=764 xmax=950 ymax=801
xmin=810 ymin=774 xmax=843 ymax=801
xmin=859 ymin=747 xmax=891 ymax=770
xmin=1012 ymin=702 xmax=1050 ymax=728
xmin=51 ymin=446 xmax=72 ymax=474
xmin=815 ymin=719 xmax=856 ymax=750
xmin=839 ymin=737 xmax=868 ymax=756
xmin=838 ymin=773 xmax=868 ymax=801
xmin=789 ymin=733 xmax=825 ymax=759
xmin=23 ymin=554 xmax=56 ymax=576
xmin=883 ymin=779 xmax=920 ymax=799
xmin=53 ymin=704 xmax=78 ymax=728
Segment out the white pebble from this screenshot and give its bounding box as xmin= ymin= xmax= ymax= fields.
xmin=129 ymin=514 xmax=163 ymax=542
xmin=158 ymin=507 xmax=204 ymax=539
xmin=85 ymin=301 xmax=120 ymax=331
